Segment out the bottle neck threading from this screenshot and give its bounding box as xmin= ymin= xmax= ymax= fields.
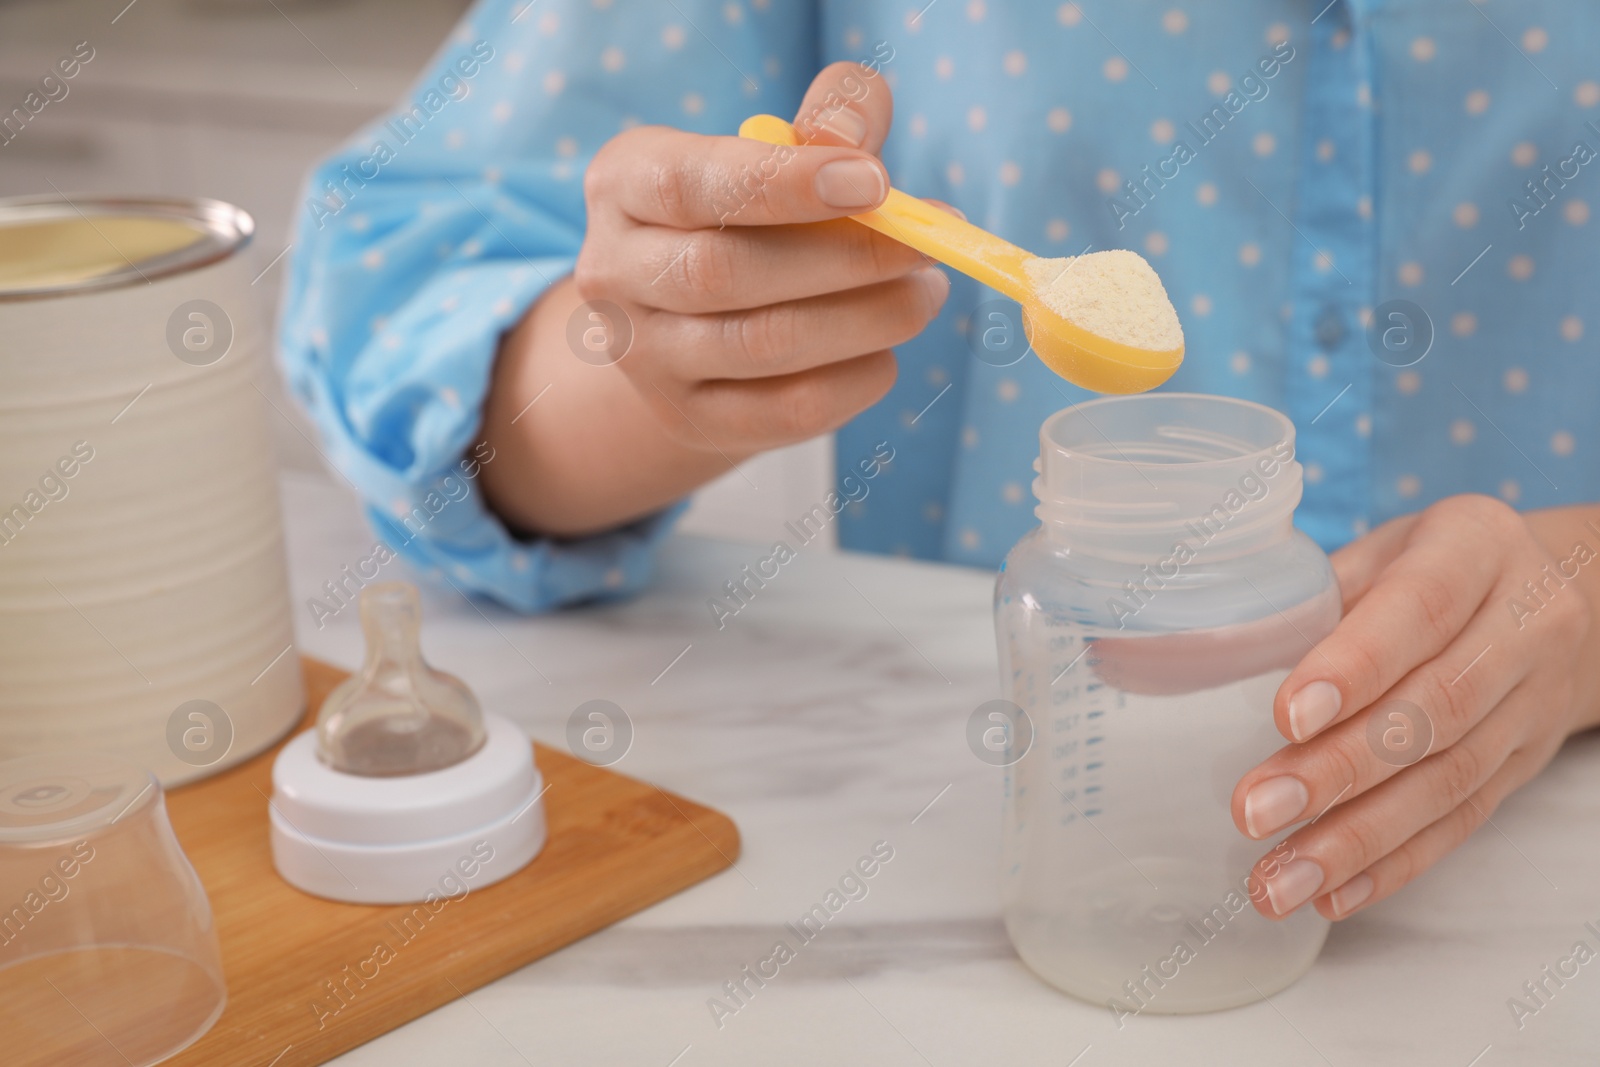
xmin=1033 ymin=394 xmax=1305 ymax=564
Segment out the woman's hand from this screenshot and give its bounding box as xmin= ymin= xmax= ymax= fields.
xmin=1231 ymin=495 xmax=1600 ymax=920
xmin=480 ymin=61 xmax=950 ymax=537
xmin=576 ymin=62 xmax=947 ymax=456
xmin=480 ymin=62 xmax=951 ymax=537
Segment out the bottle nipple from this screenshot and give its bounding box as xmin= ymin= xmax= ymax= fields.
xmin=315 ymin=581 xmax=486 ymax=776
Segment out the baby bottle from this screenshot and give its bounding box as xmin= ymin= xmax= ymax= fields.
xmin=994 ymin=393 xmax=1341 ymax=1014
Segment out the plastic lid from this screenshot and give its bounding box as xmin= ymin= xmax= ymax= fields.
xmin=0 ymin=751 xmax=157 ymax=845
xmin=0 ymin=751 xmax=226 ymax=1066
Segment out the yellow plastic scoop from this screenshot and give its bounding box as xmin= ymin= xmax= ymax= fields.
xmin=739 ymin=114 xmax=1184 ymax=394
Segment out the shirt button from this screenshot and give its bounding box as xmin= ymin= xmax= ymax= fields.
xmin=1315 ymin=306 xmax=1346 ymax=348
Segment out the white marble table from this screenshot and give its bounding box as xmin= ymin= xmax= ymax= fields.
xmin=278 ymin=471 xmax=1600 ymax=1067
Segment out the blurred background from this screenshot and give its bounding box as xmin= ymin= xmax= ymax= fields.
xmin=0 ymin=0 xmax=835 ymax=546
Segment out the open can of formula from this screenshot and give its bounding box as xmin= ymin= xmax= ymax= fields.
xmin=0 ymin=195 xmax=304 ymax=784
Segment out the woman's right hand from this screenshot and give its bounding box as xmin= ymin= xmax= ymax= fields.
xmin=479 ymin=63 xmax=949 ymax=538
xmin=574 ymin=61 xmax=950 ymax=455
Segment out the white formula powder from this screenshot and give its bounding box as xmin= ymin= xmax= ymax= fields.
xmin=1025 ymin=250 xmax=1184 ymax=352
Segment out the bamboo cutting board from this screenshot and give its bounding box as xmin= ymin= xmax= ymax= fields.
xmin=147 ymin=657 xmax=740 ymax=1067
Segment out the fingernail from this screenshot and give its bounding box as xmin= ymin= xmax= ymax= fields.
xmin=1265 ymin=858 xmax=1325 ymax=916
xmin=1329 ymin=873 xmax=1374 ymax=917
xmin=815 ymin=106 xmax=868 ymax=146
xmin=815 ymin=158 xmax=887 ymax=208
xmin=1289 ymin=680 xmax=1342 ymax=741
xmin=1243 ymin=775 xmax=1309 ymax=838
xmin=914 ymin=265 xmax=950 ymax=306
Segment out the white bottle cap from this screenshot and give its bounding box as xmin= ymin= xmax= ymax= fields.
xmin=268 ymin=713 xmax=545 ymax=904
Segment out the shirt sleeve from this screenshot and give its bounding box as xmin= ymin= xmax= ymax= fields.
xmin=278 ymin=0 xmax=819 ymax=612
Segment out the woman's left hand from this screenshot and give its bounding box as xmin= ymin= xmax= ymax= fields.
xmin=1231 ymin=494 xmax=1600 ymax=920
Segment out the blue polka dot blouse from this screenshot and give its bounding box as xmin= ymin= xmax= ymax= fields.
xmin=280 ymin=0 xmax=1600 ymax=612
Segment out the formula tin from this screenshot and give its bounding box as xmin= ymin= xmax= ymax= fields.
xmin=0 ymin=195 xmax=304 ymax=784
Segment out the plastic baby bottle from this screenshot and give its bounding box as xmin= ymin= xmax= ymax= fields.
xmin=994 ymin=393 xmax=1341 ymax=1014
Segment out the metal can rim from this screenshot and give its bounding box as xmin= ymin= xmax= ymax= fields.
xmin=0 ymin=194 xmax=255 ymax=303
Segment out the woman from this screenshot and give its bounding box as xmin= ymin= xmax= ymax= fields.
xmin=282 ymin=1 xmax=1600 ymax=925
